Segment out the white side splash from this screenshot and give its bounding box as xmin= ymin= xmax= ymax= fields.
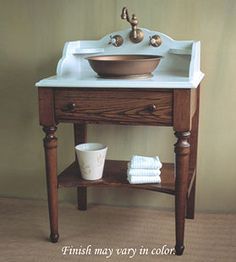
xmin=36 ymin=28 xmax=204 ymax=88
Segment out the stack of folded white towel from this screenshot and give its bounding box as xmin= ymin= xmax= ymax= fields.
xmin=127 ymin=155 xmax=162 ymax=184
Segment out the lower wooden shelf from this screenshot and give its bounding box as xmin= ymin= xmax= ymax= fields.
xmin=58 ymin=160 xmax=177 ymax=195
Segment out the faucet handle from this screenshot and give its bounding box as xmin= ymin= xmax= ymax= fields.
xmin=108 ymin=35 xmax=124 ymax=47
xmin=149 ymin=35 xmax=162 ymax=47
xmin=130 ymin=14 xmax=138 ymax=27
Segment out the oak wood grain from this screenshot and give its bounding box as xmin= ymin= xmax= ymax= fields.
xmin=54 ymin=89 xmax=173 ymax=126
xmin=187 ymin=85 xmax=200 ymax=219
xmin=58 ymin=160 xmax=175 ymax=194
xmin=174 ymin=131 xmax=191 ymax=255
xmin=43 ymin=126 xmax=59 ymax=243
xmin=38 ymin=85 xmax=201 ymax=255
xmin=173 ymin=89 xmax=191 ymax=131
xmin=38 ymin=88 xmax=56 ymax=126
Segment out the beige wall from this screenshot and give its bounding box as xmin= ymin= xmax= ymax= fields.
xmin=0 ymin=0 xmax=236 ymax=212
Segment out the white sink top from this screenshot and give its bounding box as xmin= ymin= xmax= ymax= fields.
xmin=37 ymin=71 xmax=203 ymax=89
xmin=36 ymin=28 xmax=204 ymax=89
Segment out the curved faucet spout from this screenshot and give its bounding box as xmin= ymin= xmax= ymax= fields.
xmin=120 ymin=6 xmax=144 ymax=44
xmin=121 ymin=7 xmax=130 ymax=22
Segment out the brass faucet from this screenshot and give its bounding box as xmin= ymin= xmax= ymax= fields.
xmin=121 ymin=7 xmax=144 ymax=43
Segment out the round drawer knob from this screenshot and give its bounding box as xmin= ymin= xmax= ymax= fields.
xmin=148 ymin=104 xmax=157 ymax=112
xmin=62 ymin=103 xmax=76 ymax=112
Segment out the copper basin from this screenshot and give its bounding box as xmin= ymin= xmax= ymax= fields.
xmin=86 ymin=55 xmax=163 ymax=78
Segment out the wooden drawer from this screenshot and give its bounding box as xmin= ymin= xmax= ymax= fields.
xmin=54 ymin=89 xmax=173 ymax=125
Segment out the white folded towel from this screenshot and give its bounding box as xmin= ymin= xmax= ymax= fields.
xmin=127 ymin=175 xmax=161 ymax=184
xmin=127 ymin=168 xmax=161 ymax=176
xmin=129 ymin=155 xmax=162 ymax=169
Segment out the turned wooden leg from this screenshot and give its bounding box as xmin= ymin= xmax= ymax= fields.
xmin=186 ymin=86 xmax=200 ymax=219
xmin=43 ymin=126 xmax=59 ymax=243
xmin=186 ymin=177 xmax=196 ymax=219
xmin=174 ymin=131 xmax=191 ymax=255
xmin=74 ymin=124 xmax=87 ymax=210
